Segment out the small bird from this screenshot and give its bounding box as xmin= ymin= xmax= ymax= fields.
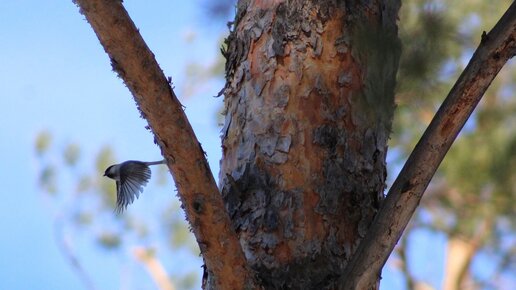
xmin=103 ymin=160 xmax=166 ymax=213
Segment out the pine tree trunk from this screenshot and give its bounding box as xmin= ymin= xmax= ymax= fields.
xmin=219 ymin=0 xmax=401 ymax=288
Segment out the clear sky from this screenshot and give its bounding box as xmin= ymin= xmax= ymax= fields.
xmin=0 ymin=1 xmax=473 ymax=290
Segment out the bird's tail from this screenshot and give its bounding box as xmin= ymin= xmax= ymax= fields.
xmin=144 ymin=160 xmax=166 ymax=166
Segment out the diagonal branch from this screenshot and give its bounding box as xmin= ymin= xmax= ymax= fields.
xmin=341 ymin=2 xmax=516 ymax=289
xmin=72 ymin=1 xmax=255 ymax=289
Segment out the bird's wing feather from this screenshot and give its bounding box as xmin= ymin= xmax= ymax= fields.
xmin=115 ymin=162 xmax=152 ymax=213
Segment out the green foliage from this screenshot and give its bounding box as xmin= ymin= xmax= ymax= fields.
xmin=394 ymin=0 xmax=515 ymax=224
xmin=397 ymin=4 xmax=456 ymax=98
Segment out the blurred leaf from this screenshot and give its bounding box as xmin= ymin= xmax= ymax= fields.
xmin=35 ymin=131 xmax=52 ymax=156
xmin=178 ymin=272 xmax=199 ymax=290
xmin=124 ymin=216 xmax=149 ymax=239
xmin=76 ymin=176 xmax=92 ymax=193
xmin=97 ymin=231 xmax=121 ymax=250
xmin=96 ymin=147 xmax=117 ymax=206
xmin=170 ymin=219 xmax=191 ymax=249
xmin=96 ymin=146 xmax=115 ymax=173
xmin=64 ymin=143 xmax=80 ymax=166
xmin=39 ymin=165 xmax=58 ymax=194
xmin=73 ymin=211 xmax=93 ymax=226
xmin=162 ymin=203 xmax=197 ymax=253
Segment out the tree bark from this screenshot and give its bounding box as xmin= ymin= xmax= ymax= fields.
xmin=220 ymin=0 xmax=400 ymax=288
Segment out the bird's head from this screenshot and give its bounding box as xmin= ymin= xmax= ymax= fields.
xmin=103 ymin=164 xmax=118 ymax=179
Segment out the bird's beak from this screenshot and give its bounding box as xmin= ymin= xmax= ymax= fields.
xmin=103 ymin=173 xmax=107 ymax=177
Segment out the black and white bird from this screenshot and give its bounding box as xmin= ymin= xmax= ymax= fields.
xmin=103 ymin=160 xmax=166 ymax=213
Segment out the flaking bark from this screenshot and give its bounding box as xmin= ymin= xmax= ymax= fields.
xmin=220 ymin=1 xmax=400 ymax=288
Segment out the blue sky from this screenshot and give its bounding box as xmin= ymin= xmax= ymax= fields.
xmin=0 ymin=1 xmax=487 ymax=290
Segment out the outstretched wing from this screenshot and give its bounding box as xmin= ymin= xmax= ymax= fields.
xmin=115 ymin=161 xmax=152 ymax=213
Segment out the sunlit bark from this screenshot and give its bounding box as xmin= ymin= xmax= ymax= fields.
xmin=220 ymin=1 xmax=400 ymax=288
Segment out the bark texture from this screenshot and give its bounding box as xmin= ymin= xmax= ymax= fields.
xmin=220 ymin=0 xmax=401 ymax=288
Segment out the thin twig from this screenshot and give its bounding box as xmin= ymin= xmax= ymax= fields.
xmin=341 ymin=2 xmax=516 ymax=289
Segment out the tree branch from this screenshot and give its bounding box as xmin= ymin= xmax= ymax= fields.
xmin=72 ymin=1 xmax=255 ymax=289
xmin=341 ymin=2 xmax=516 ymax=289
